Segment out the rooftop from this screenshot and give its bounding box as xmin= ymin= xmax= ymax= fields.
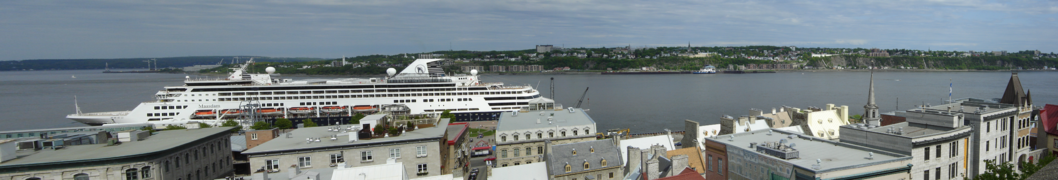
xmin=0 ymin=127 xmax=232 ymax=168
xmin=853 ymin=122 xmax=954 ymax=137
xmin=619 ymin=134 xmax=674 ymax=164
xmin=446 ymin=123 xmax=468 ymax=145
xmin=667 ymin=147 xmax=706 ymax=174
xmin=708 ymin=128 xmax=910 ymax=173
xmin=920 ymin=98 xmax=1017 ymax=116
xmin=242 ymin=125 xmax=447 ymax=155
xmin=490 ymin=163 xmax=549 ymax=180
xmin=496 ymin=108 xmax=595 ymax=132
xmin=548 ymin=139 xmax=622 ymax=176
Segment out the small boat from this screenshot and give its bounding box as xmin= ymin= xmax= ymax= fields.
xmin=321 ymin=106 xmax=347 ymax=113
xmin=693 ymin=65 xmax=716 ymax=74
xmin=256 ymin=108 xmax=283 ymax=115
xmin=193 ymin=110 xmax=216 ymax=118
xmin=352 ymin=105 xmax=377 ymax=112
xmin=220 ymin=109 xmax=244 ymax=115
xmin=289 ymin=107 xmax=315 ymax=114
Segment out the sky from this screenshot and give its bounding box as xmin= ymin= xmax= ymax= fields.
xmin=1 ymin=0 xmax=1057 ymax=60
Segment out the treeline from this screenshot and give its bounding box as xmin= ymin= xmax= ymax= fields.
xmin=809 ymin=55 xmax=1058 ymax=70
xmin=0 ymin=56 xmax=322 ymax=71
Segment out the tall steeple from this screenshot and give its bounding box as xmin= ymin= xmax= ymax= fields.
xmin=864 ymin=68 xmax=881 ymax=125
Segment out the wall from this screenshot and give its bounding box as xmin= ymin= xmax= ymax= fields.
xmin=248 ymin=139 xmax=443 ymax=178
xmin=245 ymin=129 xmax=279 ymax=150
xmin=703 ymin=139 xmax=728 ymax=180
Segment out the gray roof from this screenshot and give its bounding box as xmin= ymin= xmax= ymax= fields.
xmin=231 ymin=135 xmax=247 ymax=152
xmin=547 ymin=139 xmax=621 ymax=176
xmin=446 ymin=124 xmax=467 ymax=142
xmin=921 ymin=98 xmax=1017 ymax=116
xmin=497 ymin=108 xmax=595 ymax=132
xmin=0 ymin=127 xmax=232 ymax=168
xmin=855 ymin=122 xmax=954 ymax=138
xmin=708 ymin=129 xmax=910 ymax=173
xmin=242 ymin=125 xmax=447 ymax=155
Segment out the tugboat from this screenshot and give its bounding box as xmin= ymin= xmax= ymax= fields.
xmin=693 ymin=65 xmax=716 ymax=74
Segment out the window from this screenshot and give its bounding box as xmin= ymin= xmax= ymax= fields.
xmin=251 ymin=133 xmax=258 ymax=140
xmin=986 ymin=141 xmax=990 ymax=151
xmin=391 ymin=148 xmax=401 ymax=158
xmin=601 ymin=159 xmax=608 ymax=167
xmin=987 ymin=122 xmax=991 ymax=133
xmin=417 ymin=164 xmax=428 ymax=175
xmin=565 ymin=164 xmax=572 ymax=172
xmin=590 ymin=147 xmax=595 ymax=153
xmin=513 ymin=149 xmax=520 ymax=157
xmin=538 ymin=146 xmax=544 ymax=154
xmin=935 ymin=167 xmax=941 ymax=180
xmin=267 ymin=160 xmax=279 ymax=170
xmin=924 ymin=170 xmax=930 ymax=180
xmin=718 ymin=158 xmax=723 ymax=172
xmin=708 ymin=155 xmax=713 ymax=171
xmin=573 ymin=131 xmax=578 ymax=136
xmin=562 ymin=131 xmax=566 ymax=137
xmin=502 ymin=149 xmax=508 ymax=158
xmin=501 ymin=136 xmax=506 ymax=142
xmin=361 ymin=151 xmax=373 ymax=161
xmin=164 ymin=161 xmax=170 ymax=172
xmin=141 ymin=166 xmax=151 ymax=178
xmin=572 ymin=149 xmax=577 ymax=155
xmin=950 ymin=163 xmax=957 ymax=178
xmin=125 ymin=169 xmax=138 ymax=180
xmin=538 ymin=133 xmax=543 ymax=139
xmin=299 ymin=156 xmax=311 ymax=167
xmin=526 ymin=147 xmax=532 ymax=155
xmin=549 ymin=132 xmax=554 ymax=138
xmin=74 ymin=174 xmax=89 ymax=180
xmin=175 ymin=157 xmax=181 ymax=168
xmin=514 ymin=162 xmax=520 ymax=165
xmin=525 ymin=133 xmax=531 ymax=140
xmin=417 ymin=146 xmax=428 ymax=157
xmin=585 ymin=129 xmax=590 ymax=135
xmin=583 ymin=162 xmax=590 ymax=169
xmin=513 ymin=135 xmax=519 ymax=141
xmin=330 ymin=153 xmax=344 ymax=164
xmin=925 ymin=147 xmax=931 ymax=160
xmin=936 ymin=145 xmax=942 ymax=158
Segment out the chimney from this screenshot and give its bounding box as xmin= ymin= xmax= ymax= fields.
xmin=772 ymin=108 xmax=777 ymax=114
xmin=626 ymin=146 xmax=642 ymax=173
xmin=288 ymin=165 xmax=301 ymax=179
xmin=253 ymin=167 xmax=270 ymax=180
xmin=671 ymin=155 xmax=690 ymax=176
xmin=646 ymin=158 xmax=661 ymax=180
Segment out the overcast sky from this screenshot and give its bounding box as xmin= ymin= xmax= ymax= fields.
xmin=2 ymin=0 xmax=1056 ymax=60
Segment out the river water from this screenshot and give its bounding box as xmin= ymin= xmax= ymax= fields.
xmin=1 ymin=70 xmax=1055 ymax=132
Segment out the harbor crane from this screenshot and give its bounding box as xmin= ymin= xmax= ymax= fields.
xmin=574 ymin=87 xmax=589 ymax=108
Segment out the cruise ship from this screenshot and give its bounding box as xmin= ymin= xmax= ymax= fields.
xmin=67 ymin=59 xmax=547 ymax=126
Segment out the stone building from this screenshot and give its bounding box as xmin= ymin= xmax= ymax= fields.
xmin=444 ymin=123 xmax=470 ymax=174
xmin=624 ymin=144 xmax=690 ymax=180
xmin=705 ymin=128 xmax=912 ymax=179
xmin=493 ymin=108 xmax=596 ymax=167
xmin=997 ymin=72 xmax=1040 ymax=167
xmin=241 ymin=125 xmax=449 ymax=178
xmin=920 ymin=99 xmax=1018 ymax=176
xmin=0 ymin=128 xmax=235 ymax=180
xmin=547 ymin=139 xmax=623 ymax=180
xmin=245 ymin=128 xmax=280 ymax=150
xmin=840 ymin=109 xmax=974 ymax=180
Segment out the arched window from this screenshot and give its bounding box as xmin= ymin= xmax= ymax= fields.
xmin=583 ymin=162 xmax=590 ymax=169
xmin=601 ymin=159 xmax=608 ymax=167
xmin=125 ymin=169 xmax=139 ymax=180
xmin=141 ymin=166 xmax=152 ymax=178
xmin=74 ymin=173 xmax=90 ymax=180
xmin=590 ymin=147 xmax=595 ymax=153
xmin=565 ymin=164 xmax=572 ymax=172
xmin=164 ymin=160 xmax=170 ymax=172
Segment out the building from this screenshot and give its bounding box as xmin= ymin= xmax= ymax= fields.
xmin=488 ymin=65 xmax=505 ymax=72
xmin=864 ymin=70 xmax=882 ymax=126
xmin=920 ymin=99 xmax=1018 ymax=175
xmin=494 ymin=108 xmax=597 ymax=167
xmin=654 ymin=167 xmax=706 ymax=180
xmin=246 ymin=128 xmax=281 ymax=150
xmin=242 ymin=125 xmax=450 ymax=178
xmin=705 ymin=129 xmax=913 ymax=179
xmin=527 ymin=65 xmax=544 ymax=72
xmin=443 ymin=123 xmax=470 ymax=174
xmin=547 ymin=139 xmax=623 ymax=180
xmin=507 ymin=65 xmax=526 ymax=72
xmin=1037 ymin=104 xmax=1058 ymax=157
xmin=618 ymin=134 xmax=675 ymax=165
xmin=537 ymin=45 xmax=554 ymax=53
xmin=460 ymin=66 xmax=483 ymax=73
xmin=667 ymin=147 xmax=707 ymax=177
xmin=0 ymin=123 xmax=150 ymax=140
xmin=788 ymin=104 xmax=851 ymax=140
xmin=625 ymin=144 xmax=689 ymax=180
xmin=840 ymin=108 xmax=974 ymax=180
xmin=719 ymin=115 xmax=770 ymax=135
xmin=0 ymin=127 xmax=235 ymax=180
xmin=997 ymin=72 xmax=1039 ymax=166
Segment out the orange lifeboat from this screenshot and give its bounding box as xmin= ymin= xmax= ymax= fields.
xmin=257 ymin=108 xmax=282 ymax=115
xmin=220 ymin=109 xmax=245 ymax=116
xmin=193 ymin=110 xmax=216 ymax=118
xmin=321 ymin=106 xmax=346 ymax=113
xmin=352 ymin=105 xmax=377 ymax=112
xmin=289 ymin=107 xmax=315 ymax=114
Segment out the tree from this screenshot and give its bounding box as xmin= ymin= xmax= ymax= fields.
xmin=303 ymin=119 xmax=318 ymax=127
xmin=1019 ymin=155 xmax=1056 ymax=179
xmin=220 ymin=119 xmax=241 ymax=132
xmin=199 ymin=123 xmax=212 ymax=128
xmin=274 ymin=118 xmax=293 ymax=129
xmin=251 ymin=121 xmax=272 ymax=130
xmin=142 ymin=126 xmax=156 ymax=134
xmin=374 ymin=124 xmax=385 ymax=136
xmin=406 ymin=121 xmax=416 ymax=130
xmin=350 ymin=113 xmax=365 ymax=124
xmin=165 ymin=125 xmax=187 ymax=130
xmin=972 ymin=159 xmax=1021 ymax=180
xmin=441 ymin=110 xmax=456 ymax=123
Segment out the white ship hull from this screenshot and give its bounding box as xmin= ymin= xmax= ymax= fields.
xmin=68 ymin=59 xmax=545 ymax=126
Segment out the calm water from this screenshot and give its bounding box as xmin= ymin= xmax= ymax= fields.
xmin=1 ymin=70 xmax=1055 ymax=132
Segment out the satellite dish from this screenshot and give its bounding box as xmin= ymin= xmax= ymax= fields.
xmin=470 ymin=69 xmax=478 ymax=75
xmin=265 ymin=67 xmax=276 ymax=74
xmin=788 ymin=143 xmax=796 ymax=148
xmin=386 ymin=68 xmax=397 ymax=76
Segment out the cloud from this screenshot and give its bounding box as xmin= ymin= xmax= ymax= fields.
xmin=0 ymin=0 xmax=1055 ymax=60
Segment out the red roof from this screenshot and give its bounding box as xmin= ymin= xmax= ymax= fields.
xmin=472 ymin=146 xmax=491 ymax=151
xmin=655 ymin=167 xmax=706 ymax=180
xmin=1042 ymin=104 xmax=1058 ymax=136
xmin=447 ymin=123 xmax=469 ymax=145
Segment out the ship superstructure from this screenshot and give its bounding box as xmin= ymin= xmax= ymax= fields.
xmin=67 ymin=59 xmax=544 ymax=126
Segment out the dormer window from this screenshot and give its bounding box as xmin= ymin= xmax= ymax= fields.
xmin=590 ymin=146 xmax=595 ymax=153
xmin=513 ymin=135 xmax=519 ymax=141
xmin=565 ymin=164 xmax=571 ymax=172
xmin=583 ymin=161 xmax=590 ymax=169
xmin=601 ymin=159 xmax=608 ymax=167
xmin=572 ymin=148 xmax=577 ymax=155
xmin=501 ymin=136 xmax=507 ymax=142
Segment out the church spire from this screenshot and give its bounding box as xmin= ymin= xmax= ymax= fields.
xmin=864 ymin=67 xmax=881 ymax=125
